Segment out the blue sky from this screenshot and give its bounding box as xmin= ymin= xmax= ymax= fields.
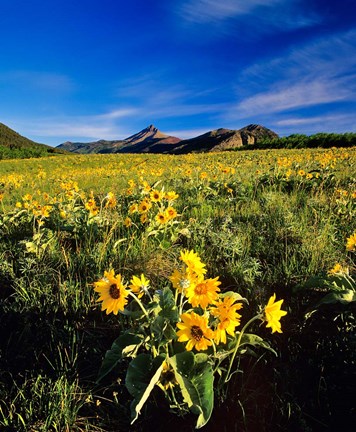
xmin=0 ymin=0 xmax=355 ymax=145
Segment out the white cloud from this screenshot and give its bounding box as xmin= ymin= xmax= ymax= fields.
xmin=273 ymin=113 xmax=356 ymax=134
xmin=235 ymin=77 xmax=354 ymax=116
xmin=229 ymin=30 xmax=356 ymax=118
xmin=179 ymin=0 xmax=285 ymax=23
xmin=3 ymin=108 xmax=138 ymax=143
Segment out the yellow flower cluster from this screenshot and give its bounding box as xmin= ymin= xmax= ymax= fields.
xmin=126 ymin=184 xmax=179 ymax=227
xmin=93 ymin=250 xmax=287 ymax=354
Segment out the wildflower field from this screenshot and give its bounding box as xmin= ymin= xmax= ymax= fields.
xmin=0 ymin=147 xmax=355 ymax=431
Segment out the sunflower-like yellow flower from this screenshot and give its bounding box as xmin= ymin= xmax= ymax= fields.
xmin=346 ymin=232 xmax=356 ymax=251
xmin=169 ymin=269 xmax=198 ymax=294
xmin=328 ymin=263 xmax=349 ymax=276
xmin=94 ymin=270 xmax=129 ymax=315
xmin=264 ymin=294 xmax=287 ymax=334
xmin=210 ymin=295 xmax=243 ymax=344
xmin=165 ymin=191 xmax=179 ymax=201
xmin=105 ymin=192 xmax=117 ymax=208
xmin=128 ymin=203 xmax=138 ymax=214
xmin=165 ymin=206 xmax=177 ymax=220
xmin=157 ymin=361 xmax=178 ymax=391
xmin=138 ymin=199 xmax=152 ymax=213
xmin=129 ymin=274 xmax=150 ymax=299
xmin=180 ymin=249 xmax=206 ymax=276
xmin=150 ymin=189 xmax=163 ymax=202
xmin=186 ymin=277 xmax=221 ymax=309
xmin=85 ymin=198 xmax=98 ymax=216
xmin=176 ymin=312 xmax=214 ymax=351
xmin=156 ymin=211 xmax=168 ymax=224
xmin=124 ymin=217 xmax=132 ymax=227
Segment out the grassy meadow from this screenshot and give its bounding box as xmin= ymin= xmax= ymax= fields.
xmin=0 ymin=147 xmax=355 ymax=431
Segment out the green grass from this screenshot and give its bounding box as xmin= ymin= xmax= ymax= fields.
xmin=0 ymin=147 xmax=355 ymax=431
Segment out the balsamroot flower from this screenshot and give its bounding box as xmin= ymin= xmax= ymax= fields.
xmin=129 ymin=274 xmax=150 ymax=299
xmin=94 ymin=270 xmax=129 ymax=315
xmin=156 ymin=211 xmax=168 ymax=224
xmin=176 ymin=312 xmax=214 ymax=351
xmin=150 ymin=189 xmax=163 ymax=202
xmin=346 ymin=232 xmax=356 ymax=251
xmin=264 ymin=294 xmax=287 ymax=334
xmin=157 ymin=361 xmax=178 ymax=391
xmin=210 ymin=295 xmax=243 ymax=344
xmin=169 ymin=269 xmax=197 ymax=294
xmin=185 ymin=277 xmax=221 ymax=309
xmin=180 ymin=249 xmax=206 ymax=276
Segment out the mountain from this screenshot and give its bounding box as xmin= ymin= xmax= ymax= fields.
xmin=169 ymin=124 xmax=279 ymax=154
xmin=57 ymin=124 xmax=278 ymax=154
xmin=0 ymin=122 xmax=66 ymax=158
xmin=57 ymin=125 xmax=181 ymax=154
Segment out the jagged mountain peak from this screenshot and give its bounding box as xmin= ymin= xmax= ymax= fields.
xmin=56 ymin=123 xmax=278 ymax=154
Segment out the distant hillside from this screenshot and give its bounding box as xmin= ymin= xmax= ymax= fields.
xmin=57 ymin=124 xmax=277 ymax=154
xmin=169 ymin=124 xmax=278 ymax=154
xmin=0 ymin=122 xmax=66 ymax=159
xmin=57 ymin=125 xmax=181 ymax=154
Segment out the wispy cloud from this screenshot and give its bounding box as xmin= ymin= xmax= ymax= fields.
xmin=273 ymin=113 xmax=356 ymax=134
xmin=229 ymin=30 xmax=356 ymax=119
xmin=179 ymin=0 xmax=285 ymax=23
xmin=235 ymin=77 xmax=354 ymax=116
xmin=176 ymin=0 xmax=318 ymax=34
xmin=4 ymin=108 xmax=138 ymax=144
xmin=275 ymin=114 xmax=356 ymax=127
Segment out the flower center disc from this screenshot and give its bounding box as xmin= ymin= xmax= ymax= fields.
xmin=109 ymin=283 xmax=120 ymax=299
xmin=191 ymin=325 xmax=203 ymax=341
xmin=195 ymin=283 xmax=207 ymax=295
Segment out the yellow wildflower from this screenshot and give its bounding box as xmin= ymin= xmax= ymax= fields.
xmin=346 ymin=232 xmax=356 ymax=251
xmin=185 ymin=277 xmax=221 ymax=309
xmin=176 ymin=312 xmax=214 ymax=351
xmin=264 ymin=294 xmax=287 ymax=334
xmin=93 ymin=270 xmax=129 ymax=315
xmin=180 ymin=249 xmax=206 ymax=276
xmin=129 ymin=274 xmax=150 ymax=299
xmin=150 ymin=189 xmax=163 ymax=202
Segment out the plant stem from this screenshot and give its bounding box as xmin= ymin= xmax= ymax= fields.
xmin=129 ymin=291 xmax=149 ymax=318
xmin=224 ymin=315 xmax=261 ymax=383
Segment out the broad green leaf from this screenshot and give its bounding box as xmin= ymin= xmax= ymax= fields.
xmin=169 ymin=352 xmax=214 ymax=429
xmin=304 ymin=292 xmax=356 ymax=318
xmin=239 ymin=333 xmax=277 ymax=356
xmin=126 ymin=354 xmax=165 ymax=424
xmin=97 ymin=333 xmax=142 ymax=383
xmin=155 ymin=286 xmax=179 ymax=321
xmin=220 ymin=291 xmax=248 ymax=303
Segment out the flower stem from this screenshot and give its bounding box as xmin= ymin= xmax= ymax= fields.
xmin=129 ymin=291 xmax=149 ymax=318
xmin=224 ymin=315 xmax=261 ymax=384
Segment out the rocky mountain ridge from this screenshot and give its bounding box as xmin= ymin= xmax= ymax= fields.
xmin=57 ymin=124 xmax=278 ymax=154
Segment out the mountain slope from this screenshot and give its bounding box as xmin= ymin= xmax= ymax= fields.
xmin=57 ymin=125 xmax=181 ymax=154
xmin=0 ymin=122 xmax=66 ymax=158
xmin=57 ymin=124 xmax=278 ymax=154
xmin=169 ymin=124 xmax=278 ymax=154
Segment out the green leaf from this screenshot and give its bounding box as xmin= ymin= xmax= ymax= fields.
xmin=220 ymin=291 xmax=248 ymax=303
xmin=169 ymin=352 xmax=214 ymax=429
xmin=311 ymin=289 xmax=356 ymax=311
xmin=126 ymin=354 xmax=165 ymax=424
xmin=97 ymin=333 xmax=142 ymax=383
xmin=155 ymin=286 xmax=179 ymax=322
xmin=239 ymin=333 xmax=277 ymax=356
